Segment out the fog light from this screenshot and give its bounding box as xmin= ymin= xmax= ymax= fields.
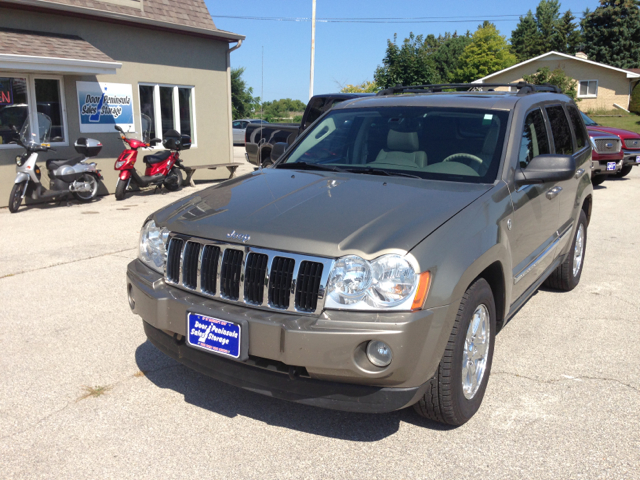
xmin=366 ymin=340 xmax=392 ymax=367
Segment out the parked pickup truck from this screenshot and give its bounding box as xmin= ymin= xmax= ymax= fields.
xmin=127 ymin=82 xmax=593 ymax=426
xmin=582 ymin=111 xmax=640 ymax=178
xmin=244 ymin=93 xmax=372 ymax=167
xmin=588 ymin=130 xmax=623 ymax=186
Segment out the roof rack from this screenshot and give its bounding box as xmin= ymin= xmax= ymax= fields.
xmin=376 ymin=82 xmax=563 ymax=96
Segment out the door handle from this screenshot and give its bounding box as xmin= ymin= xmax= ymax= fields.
xmin=575 ymin=168 xmax=585 ymax=179
xmin=546 ymin=186 xmax=562 ymax=200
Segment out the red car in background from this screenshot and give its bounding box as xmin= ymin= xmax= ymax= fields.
xmin=588 ymin=129 xmax=624 ymax=186
xmin=582 ymin=112 xmax=640 ymax=178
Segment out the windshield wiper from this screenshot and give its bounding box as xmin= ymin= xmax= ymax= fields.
xmin=275 ymin=161 xmax=346 ymax=172
xmin=345 ymin=167 xmax=422 ymax=179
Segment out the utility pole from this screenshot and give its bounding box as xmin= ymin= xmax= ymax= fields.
xmin=309 ymin=0 xmax=316 ymax=100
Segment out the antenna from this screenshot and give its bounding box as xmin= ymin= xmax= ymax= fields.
xmin=309 ymin=0 xmax=316 ymax=100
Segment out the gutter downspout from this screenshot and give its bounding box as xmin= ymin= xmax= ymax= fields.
xmin=227 ymin=40 xmax=243 ymax=165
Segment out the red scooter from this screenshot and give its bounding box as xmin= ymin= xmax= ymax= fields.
xmin=113 ymin=115 xmax=191 ymax=200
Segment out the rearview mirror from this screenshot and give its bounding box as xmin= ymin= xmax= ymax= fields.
xmin=514 ymin=154 xmax=576 ymax=186
xmin=271 ymin=142 xmax=288 ymax=162
xmin=114 ymin=125 xmax=123 ymax=133
xmin=149 ymin=137 xmax=162 ymax=146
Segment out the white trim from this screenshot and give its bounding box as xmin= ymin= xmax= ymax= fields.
xmin=577 ymin=79 xmax=598 ymax=98
xmin=0 ymin=73 xmax=69 ymax=149
xmin=473 ymin=51 xmax=640 ymax=83
xmin=0 ymin=54 xmax=121 ymax=75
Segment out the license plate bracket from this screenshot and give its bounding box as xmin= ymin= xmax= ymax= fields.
xmin=186 ymin=312 xmax=247 ymax=360
xmin=607 ymin=162 xmax=617 ymax=171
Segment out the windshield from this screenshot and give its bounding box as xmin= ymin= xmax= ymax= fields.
xmin=19 ymin=112 xmax=51 ymax=145
xmin=141 ymin=113 xmax=152 ymax=144
xmin=580 ymin=111 xmax=598 ymax=126
xmin=280 ymin=107 xmax=509 ymax=183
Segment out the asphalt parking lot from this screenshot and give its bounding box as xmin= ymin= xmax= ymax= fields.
xmin=1 ymin=156 xmax=639 ymax=479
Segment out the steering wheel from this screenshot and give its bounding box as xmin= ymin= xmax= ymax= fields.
xmin=442 ymin=153 xmax=484 ymax=166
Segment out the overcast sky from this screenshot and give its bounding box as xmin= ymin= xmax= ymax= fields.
xmin=206 ymin=0 xmax=594 ymax=103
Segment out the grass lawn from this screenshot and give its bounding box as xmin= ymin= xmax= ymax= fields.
xmin=587 ymin=110 xmax=640 ymax=134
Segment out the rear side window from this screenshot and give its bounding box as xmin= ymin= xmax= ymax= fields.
xmin=546 ymin=106 xmax=573 ymax=155
xmin=519 ymin=109 xmax=550 ymax=168
xmin=304 ymin=97 xmax=326 ymax=129
xmin=567 ymin=105 xmax=587 ymax=150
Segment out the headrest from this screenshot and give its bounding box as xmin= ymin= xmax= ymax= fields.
xmin=387 ymin=130 xmax=419 ymax=152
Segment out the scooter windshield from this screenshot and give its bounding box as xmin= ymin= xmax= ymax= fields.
xmin=19 ymin=112 xmax=52 ymax=145
xmin=141 ymin=113 xmax=152 ymax=144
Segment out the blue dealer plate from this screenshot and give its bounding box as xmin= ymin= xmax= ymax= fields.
xmin=607 ymin=162 xmax=617 ymax=171
xmin=187 ymin=313 xmax=241 ymax=359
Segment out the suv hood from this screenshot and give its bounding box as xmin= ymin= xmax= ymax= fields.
xmin=155 ymin=168 xmax=491 ymax=258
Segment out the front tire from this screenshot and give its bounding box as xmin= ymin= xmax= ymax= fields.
xmin=591 ymin=174 xmax=606 ymax=186
xmin=543 ymin=209 xmax=587 ymax=292
xmin=413 ymin=278 xmax=496 ymax=426
xmin=115 ymin=178 xmax=127 ymax=200
xmin=616 ymin=165 xmax=632 ymax=178
xmin=9 ymin=181 xmax=26 ymax=213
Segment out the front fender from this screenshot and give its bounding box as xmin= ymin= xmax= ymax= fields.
xmin=15 ymin=172 xmax=30 ymax=184
xmin=119 ymin=170 xmax=131 ymax=181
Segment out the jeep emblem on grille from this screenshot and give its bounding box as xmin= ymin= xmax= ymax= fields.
xmin=227 ymin=230 xmax=251 ymax=243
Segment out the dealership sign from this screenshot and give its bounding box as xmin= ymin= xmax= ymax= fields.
xmin=76 ymin=81 xmax=134 ymax=133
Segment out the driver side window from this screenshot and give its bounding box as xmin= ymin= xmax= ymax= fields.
xmin=519 ymin=109 xmax=550 ymax=169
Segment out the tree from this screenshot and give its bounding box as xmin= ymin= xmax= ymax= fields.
xmin=629 ymin=81 xmax=640 ymax=113
xmin=456 ymin=22 xmax=516 ymax=82
xmin=523 ymin=67 xmax=579 ymax=101
xmin=553 ymin=11 xmax=582 ymax=54
xmin=536 ymin=0 xmax=562 ymax=51
xmin=511 ymin=11 xmax=542 ymax=62
xmin=259 ymin=98 xmax=306 ymax=122
xmin=231 ymin=67 xmax=258 ymax=120
xmin=374 ymin=33 xmax=440 ymax=88
xmin=582 ymin=0 xmax=640 ymax=69
xmin=432 ymin=33 xmax=473 ymax=83
xmin=340 ymin=80 xmax=379 ymax=93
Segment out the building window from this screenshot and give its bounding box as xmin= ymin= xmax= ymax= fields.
xmin=0 ymin=75 xmax=67 ymax=148
xmin=578 ymin=80 xmax=598 ymax=98
xmin=138 ymin=83 xmax=196 ymax=146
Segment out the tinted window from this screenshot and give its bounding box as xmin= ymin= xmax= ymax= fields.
xmin=567 ymin=106 xmax=587 ymax=150
xmin=519 ymin=109 xmax=550 ymax=168
xmin=304 ymin=97 xmax=326 ymax=128
xmin=546 ymin=106 xmax=573 ymax=155
xmin=232 ymin=121 xmax=241 ymax=128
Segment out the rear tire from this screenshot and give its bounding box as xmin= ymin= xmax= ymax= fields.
xmin=543 ymin=210 xmax=587 ymax=292
xmin=73 ymin=174 xmax=99 ymax=202
xmin=616 ymin=165 xmax=632 ymax=178
xmin=591 ymin=175 xmax=606 ymax=186
xmin=115 ymin=178 xmax=127 ymax=200
xmin=164 ymin=167 xmax=183 ymax=192
xmin=9 ymin=182 xmax=26 ymax=213
xmin=413 ymin=278 xmax=496 ymax=426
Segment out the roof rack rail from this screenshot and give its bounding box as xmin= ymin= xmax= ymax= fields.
xmin=376 ymin=82 xmax=563 ymax=96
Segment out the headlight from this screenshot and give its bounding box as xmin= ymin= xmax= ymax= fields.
xmin=115 ymin=160 xmax=125 ymax=168
xmin=139 ymin=219 xmax=169 ymax=272
xmin=325 ymin=254 xmax=429 ymax=311
xmin=15 ymin=155 xmax=23 ymax=166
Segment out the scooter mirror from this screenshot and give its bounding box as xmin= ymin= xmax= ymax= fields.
xmin=150 ymin=138 xmax=162 ymax=146
xmin=115 ymin=125 xmax=124 ymax=133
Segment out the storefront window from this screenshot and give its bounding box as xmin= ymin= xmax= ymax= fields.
xmin=139 ymin=83 xmax=195 ymax=145
xmin=0 ymin=75 xmax=67 ymax=147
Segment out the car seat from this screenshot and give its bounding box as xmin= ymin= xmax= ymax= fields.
xmin=372 ymin=130 xmax=427 ymax=168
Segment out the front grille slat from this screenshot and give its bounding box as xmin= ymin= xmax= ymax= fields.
xmin=269 ymin=257 xmax=295 ymax=309
xmin=295 ymin=261 xmax=324 ymax=312
xmin=221 ymin=249 xmax=243 ymax=300
xmin=164 ymin=235 xmax=329 ymax=315
xmin=594 ymin=138 xmax=621 ymax=154
xmin=166 ymin=238 xmax=184 ymax=283
xmin=182 ymin=241 xmax=201 ymax=289
xmin=244 ymin=253 xmax=268 ymax=304
xmin=200 ymin=245 xmax=220 ymax=295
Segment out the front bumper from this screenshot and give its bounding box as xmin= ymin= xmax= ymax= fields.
xmin=127 ymin=260 xmax=453 ymax=412
xmin=622 ymin=150 xmax=640 ymax=166
xmin=591 ymin=159 xmax=622 ymax=175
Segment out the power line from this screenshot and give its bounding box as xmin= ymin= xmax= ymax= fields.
xmin=211 ymin=14 xmax=527 ymax=24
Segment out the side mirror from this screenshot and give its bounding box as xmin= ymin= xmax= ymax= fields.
xmin=271 ymin=142 xmax=288 ymax=162
xmin=515 ymin=154 xmax=576 ymax=186
xmin=115 ymin=125 xmax=123 ymax=133
xmin=149 ymin=137 xmax=162 ymax=146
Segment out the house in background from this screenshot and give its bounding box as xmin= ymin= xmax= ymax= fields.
xmin=473 ymin=51 xmax=640 ymax=113
xmin=0 ymin=0 xmax=244 ymax=208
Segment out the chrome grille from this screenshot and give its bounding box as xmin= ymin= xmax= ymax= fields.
xmin=624 ymin=138 xmax=640 ymax=149
xmin=594 ymin=138 xmax=621 ymax=154
xmin=164 ymin=233 xmax=334 ymax=315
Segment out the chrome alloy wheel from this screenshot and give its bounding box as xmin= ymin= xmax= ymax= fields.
xmin=573 ymin=224 xmax=585 ymax=277
xmin=462 ymin=304 xmax=490 ymax=400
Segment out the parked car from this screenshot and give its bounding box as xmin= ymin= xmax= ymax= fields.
xmin=127 ymin=83 xmax=592 ymax=426
xmin=232 ymin=119 xmax=268 ymax=145
xmin=244 ymin=93 xmax=374 ymax=166
xmin=581 ymin=112 xmax=640 ymax=178
xmin=588 ymin=130 xmax=623 ymax=186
